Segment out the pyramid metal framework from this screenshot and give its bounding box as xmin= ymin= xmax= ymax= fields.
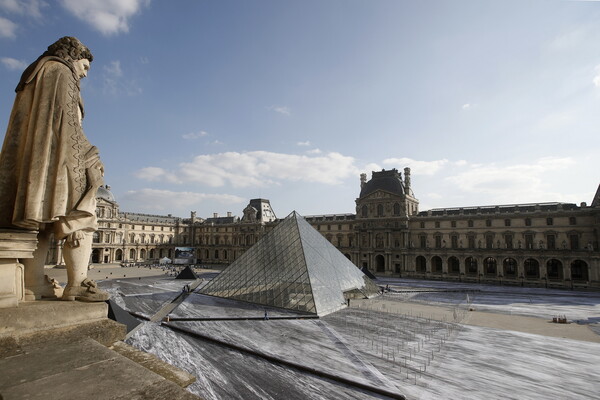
xmin=200 ymin=212 xmax=380 ymax=316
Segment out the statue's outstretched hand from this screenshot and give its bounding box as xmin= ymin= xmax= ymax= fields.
xmin=86 ymin=160 xmax=104 ymax=188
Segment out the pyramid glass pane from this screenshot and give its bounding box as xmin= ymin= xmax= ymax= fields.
xmin=200 ymin=211 xmax=379 ymax=316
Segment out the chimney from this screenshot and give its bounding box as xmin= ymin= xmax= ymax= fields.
xmin=227 ymin=212 xmax=232 ymax=217
xmin=360 ymin=173 xmax=367 ymax=189
xmin=213 ymin=213 xmax=218 ymax=218
xmin=404 ymin=167 xmax=411 ymax=192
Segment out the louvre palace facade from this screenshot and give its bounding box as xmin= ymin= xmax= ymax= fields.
xmin=54 ymin=168 xmax=599 ymax=290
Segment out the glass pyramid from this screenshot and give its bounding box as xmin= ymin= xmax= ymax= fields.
xmin=200 ymin=211 xmax=380 ymax=316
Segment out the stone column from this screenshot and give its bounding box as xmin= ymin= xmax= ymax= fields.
xmin=0 ymin=230 xmax=38 ymax=308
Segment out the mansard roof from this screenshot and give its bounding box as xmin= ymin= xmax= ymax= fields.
xmin=592 ymin=184 xmax=600 ymax=208
xmin=359 ymin=169 xmax=405 ymax=198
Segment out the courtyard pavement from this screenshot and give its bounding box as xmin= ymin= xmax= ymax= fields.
xmin=98 ymin=275 xmax=600 ymax=400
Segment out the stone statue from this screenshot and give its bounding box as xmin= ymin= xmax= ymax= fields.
xmin=0 ymin=37 xmax=109 ymax=302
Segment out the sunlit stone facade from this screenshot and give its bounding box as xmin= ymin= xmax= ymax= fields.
xmin=49 ymin=170 xmax=599 ymax=290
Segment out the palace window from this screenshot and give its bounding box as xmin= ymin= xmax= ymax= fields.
xmin=525 ymin=218 xmax=531 ymax=227
xmin=486 ymin=234 xmax=494 ymax=249
xmin=525 ymin=234 xmax=534 ymax=249
xmin=569 ymin=217 xmax=577 ymax=225
xmin=504 ymin=219 xmax=511 ymax=227
xmin=435 ymin=235 xmax=442 ymax=249
xmin=435 ymin=221 xmax=440 ymax=228
xmin=547 ymin=234 xmax=556 ymax=250
xmin=451 ymin=235 xmax=458 ymax=249
xmin=486 ymin=219 xmax=492 ymax=227
xmin=468 ymin=235 xmax=475 ymax=249
xmin=468 ymin=220 xmax=474 ymax=228
xmin=570 ymin=234 xmax=579 ymax=250
xmin=504 ymin=234 xmax=513 ymax=249
xmin=451 ymin=221 xmax=456 ymax=228
xmin=377 ymin=204 xmax=384 ymax=217
xmin=546 ymin=217 xmax=553 ymax=226
xmin=393 ymin=203 xmax=401 ymax=215
xmin=420 ymin=222 xmax=425 ymax=229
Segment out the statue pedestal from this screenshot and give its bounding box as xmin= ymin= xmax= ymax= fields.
xmin=0 ymin=230 xmax=38 ymax=308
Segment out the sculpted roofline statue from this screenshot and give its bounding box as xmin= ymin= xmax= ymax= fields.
xmin=0 ymin=36 xmax=108 ymax=302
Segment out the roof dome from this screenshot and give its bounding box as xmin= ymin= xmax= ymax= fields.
xmin=359 ymin=169 xmax=404 ymax=198
xmin=96 ymin=185 xmax=116 ymax=203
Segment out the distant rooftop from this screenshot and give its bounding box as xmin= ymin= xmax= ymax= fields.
xmin=417 ymin=202 xmax=579 ymax=217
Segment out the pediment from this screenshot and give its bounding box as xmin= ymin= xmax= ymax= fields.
xmin=360 ymin=190 xmax=402 ymax=201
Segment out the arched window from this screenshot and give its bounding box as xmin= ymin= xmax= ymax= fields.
xmin=140 ymin=249 xmax=146 ymax=260
xmin=393 ymin=203 xmax=401 ymax=215
xmin=448 ymin=256 xmax=460 ymax=274
xmin=524 ymin=258 xmax=539 ymax=279
xmin=432 ymin=256 xmax=442 ymax=273
xmin=416 ymin=256 xmax=426 ymax=272
xmin=465 ymin=257 xmax=478 ymax=275
xmin=503 ymin=258 xmax=517 ymax=276
xmin=375 ymin=254 xmax=385 ymax=272
xmin=361 ymin=205 xmax=368 ymax=217
xmin=377 ymin=204 xmax=384 ymax=217
xmin=129 ymin=249 xmax=136 ymax=260
xmin=571 ymin=260 xmax=588 ymax=281
xmin=547 ymin=259 xmax=563 ymax=280
xmin=484 ymin=257 xmax=497 ymax=276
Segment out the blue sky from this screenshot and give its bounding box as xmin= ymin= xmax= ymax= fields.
xmin=1 ymin=0 xmax=599 ymax=219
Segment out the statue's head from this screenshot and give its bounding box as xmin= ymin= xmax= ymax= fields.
xmin=44 ymin=36 xmax=93 ymax=64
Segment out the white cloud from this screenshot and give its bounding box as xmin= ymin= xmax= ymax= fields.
xmin=462 ymin=103 xmax=471 ymax=110
xmin=306 ymin=148 xmax=322 ymax=155
xmin=60 ymin=0 xmax=149 ymax=36
xmin=121 ymin=188 xmax=245 ymax=212
xmin=547 ymin=25 xmax=588 ymax=52
xmin=104 ymin=60 xmax=123 ymax=77
xmin=382 ymin=157 xmax=448 ymax=175
xmin=267 ymin=105 xmax=291 ymax=116
xmin=445 ymin=157 xmax=576 ymax=203
xmin=134 ymin=167 xmax=181 ymax=184
xmin=593 ymin=65 xmax=600 ymax=88
xmin=1 ymin=57 xmax=26 ymax=70
xmin=102 ymin=60 xmax=141 ymax=95
xmin=136 ymin=151 xmax=359 ymax=188
xmin=182 ymin=131 xmax=208 ymax=140
xmin=0 ymin=0 xmax=46 ymax=19
xmin=296 ymin=141 xmax=310 ymax=146
xmin=454 ymin=160 xmax=468 ymax=166
xmin=363 ymin=163 xmax=382 ymax=173
xmin=0 ymin=16 xmax=17 ymax=38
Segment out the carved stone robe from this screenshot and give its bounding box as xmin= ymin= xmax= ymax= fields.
xmin=0 ymin=57 xmax=102 ymax=239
